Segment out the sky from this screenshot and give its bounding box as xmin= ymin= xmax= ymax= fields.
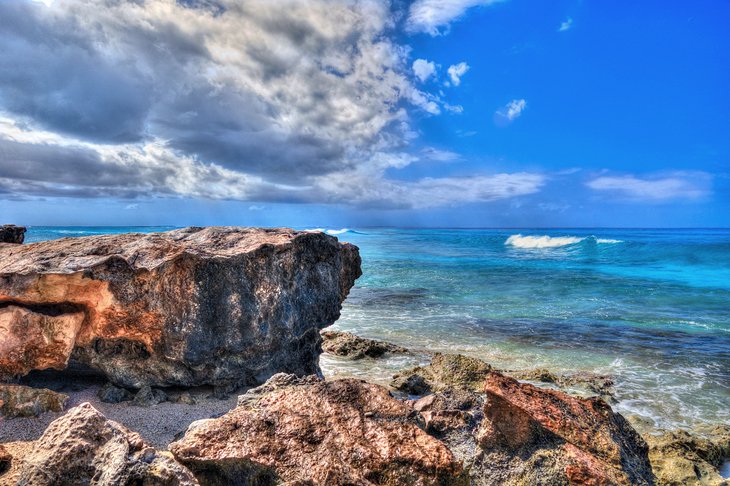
xmin=0 ymin=0 xmax=728 ymax=227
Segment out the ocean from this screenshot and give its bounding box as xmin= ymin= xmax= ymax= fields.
xmin=23 ymin=226 xmax=730 ymax=432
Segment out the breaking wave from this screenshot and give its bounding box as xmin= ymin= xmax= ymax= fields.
xmin=505 ymin=234 xmax=623 ymax=249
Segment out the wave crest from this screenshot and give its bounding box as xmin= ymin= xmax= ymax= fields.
xmin=505 ymin=234 xmax=584 ymax=248
xmin=506 ymin=234 xmax=624 ymax=248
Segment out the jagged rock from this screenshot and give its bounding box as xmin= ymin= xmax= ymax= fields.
xmin=132 ymin=385 xmax=167 ymax=407
xmin=0 ymin=384 xmax=68 ymax=418
xmin=98 ymin=382 xmax=133 ymax=403
xmin=391 ymin=353 xmax=493 ymax=394
xmin=0 ymin=225 xmax=25 ymax=244
xmin=0 ymin=444 xmax=11 ymax=476
xmin=473 ymin=371 xmax=654 ymax=485
xmin=321 ymin=330 xmax=408 ymax=359
xmin=0 ymin=226 xmax=361 ymax=388
xmin=236 ymin=371 xmax=322 ymax=407
xmin=171 ymin=376 xmax=467 ymax=485
xmin=507 ymin=368 xmax=615 ymax=398
xmin=646 ymin=426 xmax=730 ymax=485
xmin=16 ymin=402 xmax=198 ymax=485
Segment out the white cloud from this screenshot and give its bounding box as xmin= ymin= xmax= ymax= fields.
xmin=407 ymin=0 xmax=503 ymax=36
xmin=586 ymin=172 xmax=712 ymax=201
xmin=420 ymin=147 xmax=460 ymax=162
xmin=0 ymin=0 xmax=541 ymax=210
xmin=558 ymin=17 xmax=573 ymax=32
xmin=447 ymin=62 xmax=470 ymax=86
xmin=412 ymin=59 xmax=436 ymax=82
xmin=495 ymin=99 xmax=527 ymax=122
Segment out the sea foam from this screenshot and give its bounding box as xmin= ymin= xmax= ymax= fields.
xmin=505 ymin=234 xmax=623 ymax=248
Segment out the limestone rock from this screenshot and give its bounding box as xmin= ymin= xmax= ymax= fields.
xmin=321 ymin=330 xmax=408 ymax=359
xmin=0 ymin=225 xmax=25 ymax=244
xmin=475 ymin=371 xmax=654 ymax=485
xmin=0 ymin=226 xmax=361 ymax=388
xmin=171 ymin=377 xmax=467 ymax=485
xmin=646 ymin=426 xmax=730 ymax=485
xmin=0 ymin=384 xmax=68 ymax=418
xmin=391 ymin=353 xmax=493 ymax=394
xmin=506 ymin=368 xmax=615 ymax=398
xmin=17 ymin=402 xmax=198 ymax=485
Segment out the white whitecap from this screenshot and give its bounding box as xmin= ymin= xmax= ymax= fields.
xmin=304 ymin=228 xmax=325 ymax=233
xmin=596 ymin=238 xmax=623 ymax=244
xmin=505 ymin=234 xmax=584 ymax=249
xmin=326 ymin=228 xmax=349 ymax=235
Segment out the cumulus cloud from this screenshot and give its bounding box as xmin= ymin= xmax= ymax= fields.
xmin=447 ymin=62 xmax=470 ymax=86
xmin=586 ymin=172 xmax=712 ymax=201
xmin=406 ymin=0 xmax=503 ymax=36
xmin=558 ymin=17 xmax=573 ymax=32
xmin=412 ymin=58 xmax=436 ymax=82
xmin=0 ymin=0 xmax=541 ymax=210
xmin=495 ymin=99 xmax=527 ymax=123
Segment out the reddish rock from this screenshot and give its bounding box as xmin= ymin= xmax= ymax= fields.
xmin=0 ymin=304 xmax=85 ymax=378
xmin=17 ymin=402 xmax=198 ymax=485
xmin=171 ymin=377 xmax=467 ymax=485
xmin=478 ymin=371 xmax=654 ymax=485
xmin=0 ymin=227 xmax=361 ymax=388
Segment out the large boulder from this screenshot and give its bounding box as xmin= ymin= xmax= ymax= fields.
xmin=170 ymin=376 xmax=467 ymax=485
xmin=16 ymin=402 xmax=198 ymax=485
xmin=0 ymin=227 xmax=361 ymax=388
xmin=0 ymin=225 xmax=25 ymax=244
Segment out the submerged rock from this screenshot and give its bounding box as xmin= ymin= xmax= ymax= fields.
xmin=0 ymin=225 xmax=25 ymax=244
xmin=0 ymin=226 xmax=361 ymax=388
xmin=171 ymin=376 xmax=466 ymax=485
xmin=321 ymin=330 xmax=408 ymax=359
xmin=646 ymin=426 xmax=730 ymax=485
xmin=16 ymin=402 xmax=198 ymax=485
xmin=391 ymin=352 xmax=493 ymax=394
xmin=0 ymin=384 xmax=68 ymax=418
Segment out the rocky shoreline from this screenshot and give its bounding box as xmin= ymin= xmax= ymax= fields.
xmin=1 ymin=227 xmax=728 ymax=485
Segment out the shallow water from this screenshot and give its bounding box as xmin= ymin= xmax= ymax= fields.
xmin=23 ymin=226 xmax=730 ymax=431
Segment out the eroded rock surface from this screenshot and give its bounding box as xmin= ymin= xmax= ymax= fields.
xmin=321 ymin=330 xmax=408 ymax=359
xmin=646 ymin=426 xmax=730 ymax=486
xmin=474 ymin=372 xmax=654 ymax=485
xmin=171 ymin=376 xmax=466 ymax=485
xmin=0 ymin=226 xmax=361 ymax=388
xmin=16 ymin=402 xmax=198 ymax=485
xmin=391 ymin=353 xmax=493 ymax=394
xmin=0 ymin=225 xmax=25 ymax=244
xmin=0 ymin=384 xmax=68 ymax=418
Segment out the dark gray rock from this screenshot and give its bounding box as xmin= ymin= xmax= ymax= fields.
xmin=97 ymin=382 xmax=133 ymax=403
xmin=321 ymin=330 xmax=408 ymax=359
xmin=132 ymin=385 xmax=167 ymax=407
xmin=0 ymin=225 xmax=25 ymax=244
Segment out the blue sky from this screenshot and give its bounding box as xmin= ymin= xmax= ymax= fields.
xmin=0 ymin=0 xmax=728 ymax=227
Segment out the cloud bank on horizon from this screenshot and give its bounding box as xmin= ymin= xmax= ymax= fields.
xmin=0 ymin=0 xmax=727 ymax=226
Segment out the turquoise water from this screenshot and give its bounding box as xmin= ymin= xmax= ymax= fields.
xmin=22 ymin=227 xmax=730 ymax=431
